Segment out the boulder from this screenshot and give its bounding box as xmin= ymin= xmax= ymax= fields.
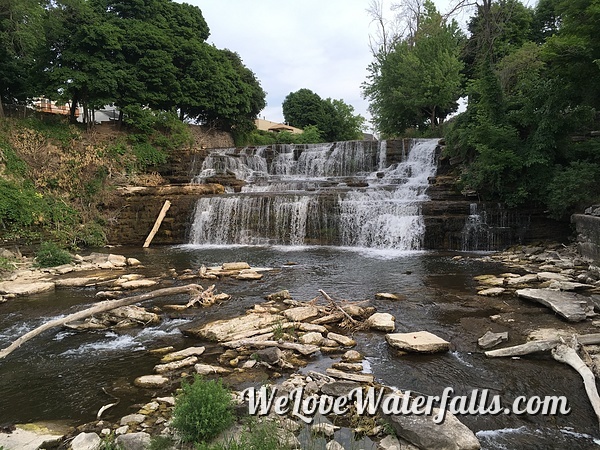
xmin=71 ymin=432 xmax=102 ymax=450
xmin=107 ymin=254 xmax=127 ymax=267
xmin=321 ymin=380 xmax=361 ymax=397
xmin=386 ymin=331 xmax=450 ymax=353
xmin=133 ymin=375 xmax=169 ymax=388
xmin=114 ymin=432 xmax=151 ymax=450
xmin=382 ymin=397 xmax=480 ymax=450
xmin=255 ymin=347 xmax=283 ymax=365
xmin=299 ymin=332 xmax=324 ymax=345
xmin=516 ymin=288 xmax=593 ymax=322
xmin=327 ymin=332 xmax=357 ymax=347
xmin=365 ymin=312 xmax=396 ymax=332
xmin=477 ymin=331 xmax=509 ymax=349
xmin=265 ymin=290 xmax=292 ymax=301
xmin=342 ymin=350 xmax=362 ymax=362
xmin=119 ymin=279 xmax=158 ymax=290
xmin=126 ymin=258 xmax=142 ymax=266
xmin=120 ymin=414 xmax=146 ymax=426
xmin=108 ymin=305 xmax=160 ymax=325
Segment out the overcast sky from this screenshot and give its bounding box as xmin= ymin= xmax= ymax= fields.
xmin=188 ymin=1 xmax=461 ymax=132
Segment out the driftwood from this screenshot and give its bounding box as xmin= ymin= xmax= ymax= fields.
xmin=221 ymin=338 xmax=320 ymax=356
xmin=486 ymin=334 xmax=600 ymax=430
xmin=485 ymin=334 xmax=600 ymax=358
xmin=319 ymin=289 xmax=358 ymax=327
xmin=0 ymin=284 xmax=202 ymax=359
xmin=143 ymin=200 xmax=171 ymax=248
xmin=552 ymin=344 xmax=600 ymax=428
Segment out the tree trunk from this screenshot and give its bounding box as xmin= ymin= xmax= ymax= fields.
xmin=0 ymin=98 xmax=4 ymax=118
xmin=69 ymin=97 xmax=79 ymax=124
xmin=0 ymin=284 xmax=203 ymax=359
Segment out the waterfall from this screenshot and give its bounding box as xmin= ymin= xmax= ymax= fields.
xmin=188 ymin=139 xmax=439 ymax=249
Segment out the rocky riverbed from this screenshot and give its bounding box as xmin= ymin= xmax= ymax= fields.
xmin=1 ymin=242 xmax=600 ymax=449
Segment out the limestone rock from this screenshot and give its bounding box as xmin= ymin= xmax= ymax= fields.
xmin=382 ymin=398 xmax=480 ymax=450
xmin=537 ymin=272 xmax=571 ymax=282
xmin=255 ymin=347 xmax=283 ymax=365
xmin=325 ymin=368 xmax=374 ymax=383
xmin=516 ymin=288 xmax=593 ymax=322
xmin=235 ymin=270 xmax=263 ymax=280
xmin=115 ymin=432 xmax=151 ymax=450
xmin=161 ymin=346 xmax=206 ymax=363
xmin=71 ymin=432 xmax=102 ymax=450
xmin=386 ymin=331 xmax=450 ymax=353
xmin=342 ymin=350 xmax=363 ymax=362
xmin=195 ymin=363 xmax=232 ymax=375
xmin=133 ymin=375 xmax=169 ymax=388
xmin=477 ymin=287 xmax=506 ymax=296
xmin=126 ymin=258 xmax=142 ymax=266
xmin=283 ymin=306 xmax=319 ymax=322
xmin=0 ymin=281 xmax=55 ymax=296
xmin=0 ymin=424 xmax=64 ymax=450
xmin=184 ymin=313 xmax=284 ymax=341
xmin=321 ymin=380 xmax=361 ymax=396
xmin=326 ymin=440 xmax=345 ymax=450
xmin=107 ymin=254 xmax=128 ymax=267
xmin=222 ymin=262 xmax=251 ymax=271
xmin=477 ymin=331 xmax=509 ymax=349
xmin=266 ymin=290 xmax=292 ymax=301
xmin=331 ymin=362 xmax=363 ymax=372
xmin=365 ymin=312 xmax=396 ymax=332
xmin=120 ymin=279 xmax=158 ymax=290
xmin=154 ymin=356 xmax=199 ymax=374
xmin=299 ymin=331 xmax=324 ymax=345
xmin=108 ymin=305 xmax=160 ymax=325
xmin=327 ymin=332 xmax=357 ymax=347
xmin=120 ymin=414 xmax=145 ymax=426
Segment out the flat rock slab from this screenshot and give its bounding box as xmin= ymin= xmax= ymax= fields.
xmin=283 ymin=306 xmax=319 ymax=322
xmin=184 ymin=313 xmax=284 ymax=341
xmin=0 ymin=425 xmax=63 ymax=450
xmin=0 ymin=281 xmax=55 ymax=296
xmin=477 ymin=287 xmax=506 ymax=296
xmin=161 ymin=346 xmax=206 ymax=363
xmin=516 ymin=288 xmax=592 ymax=322
xmin=134 ymin=375 xmax=169 ymax=388
xmin=386 ymin=331 xmax=450 ymax=353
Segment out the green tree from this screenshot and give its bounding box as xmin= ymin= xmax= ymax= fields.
xmin=363 ymin=0 xmax=464 ymax=136
xmin=0 ymin=0 xmax=45 ymax=116
xmin=282 ymin=89 xmax=364 ymax=141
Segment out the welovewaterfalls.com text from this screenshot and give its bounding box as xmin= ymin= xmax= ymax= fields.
xmin=240 ymin=386 xmax=571 ymax=424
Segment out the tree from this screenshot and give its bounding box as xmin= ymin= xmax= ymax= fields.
xmin=0 ymin=0 xmax=45 ymax=116
xmin=282 ymin=89 xmax=364 ymax=141
xmin=363 ymin=0 xmax=464 ymax=136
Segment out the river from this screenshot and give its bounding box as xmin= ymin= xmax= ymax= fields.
xmin=1 ymin=244 xmax=599 ymax=449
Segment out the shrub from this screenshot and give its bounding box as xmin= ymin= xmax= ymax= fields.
xmin=35 ymin=241 xmax=72 ymax=267
xmin=171 ymin=375 xmax=234 ymax=443
xmin=196 ymin=418 xmax=290 ymax=450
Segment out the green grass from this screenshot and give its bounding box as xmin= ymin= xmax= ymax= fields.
xmin=195 ymin=418 xmax=292 ymax=450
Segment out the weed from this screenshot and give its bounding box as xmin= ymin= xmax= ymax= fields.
xmin=171 ymin=375 xmax=234 ymax=444
xmin=34 ymin=241 xmax=72 ymax=267
xmin=195 ymin=418 xmax=292 ymax=450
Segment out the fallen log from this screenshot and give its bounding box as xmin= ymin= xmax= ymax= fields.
xmin=319 ymin=289 xmax=358 ymax=327
xmin=552 ymin=344 xmax=600 ymax=428
xmin=143 ymin=200 xmax=171 ymax=248
xmin=221 ymin=338 xmax=320 ymax=356
xmin=0 ymin=284 xmax=202 ymax=359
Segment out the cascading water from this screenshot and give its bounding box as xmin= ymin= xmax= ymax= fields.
xmin=188 ymin=139 xmax=439 ymax=249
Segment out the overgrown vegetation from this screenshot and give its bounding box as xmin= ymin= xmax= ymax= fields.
xmin=0 ymin=113 xmax=190 ymax=249
xmin=171 ymin=375 xmax=234 ymax=444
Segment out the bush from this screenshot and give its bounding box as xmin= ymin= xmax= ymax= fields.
xmin=35 ymin=241 xmax=72 ymax=267
xmin=196 ymin=418 xmax=290 ymax=450
xmin=171 ymin=375 xmax=234 ymax=443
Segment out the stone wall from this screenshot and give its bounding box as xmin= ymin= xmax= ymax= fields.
xmin=572 ymin=209 xmax=600 ymax=263
xmin=104 ymin=184 xmax=224 ymax=246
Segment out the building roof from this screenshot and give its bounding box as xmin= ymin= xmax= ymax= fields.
xmin=255 ymin=118 xmax=303 ymax=134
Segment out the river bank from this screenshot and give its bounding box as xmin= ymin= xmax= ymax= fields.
xmin=1 ymin=242 xmax=600 ymax=449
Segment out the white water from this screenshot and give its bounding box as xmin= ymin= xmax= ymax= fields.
xmin=188 ymin=139 xmax=439 ymax=249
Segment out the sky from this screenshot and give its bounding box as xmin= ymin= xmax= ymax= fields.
xmin=188 ymin=1 xmax=461 ymax=132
